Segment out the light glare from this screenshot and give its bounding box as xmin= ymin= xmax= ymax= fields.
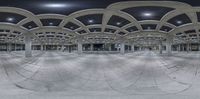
xmin=116 ymin=22 xmax=121 ymax=25
xmin=7 ymin=17 xmax=14 ymax=22
xmin=177 ymin=21 xmax=182 ymax=24
xmin=49 ymin=22 xmax=53 ymax=25
xmin=88 ymin=20 xmax=94 ymax=23
xmin=143 ymin=13 xmax=152 ymax=17
xmin=44 ymin=3 xmax=68 ymax=8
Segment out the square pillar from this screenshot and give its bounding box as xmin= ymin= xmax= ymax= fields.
xmin=181 ymin=44 xmax=183 ymax=51
xmin=120 ymin=43 xmax=125 ymax=54
xmin=78 ymin=42 xmax=82 ymax=54
xmin=131 ymin=44 xmax=135 ymax=52
xmin=7 ymin=43 xmax=12 ymax=52
xmin=166 ymin=36 xmax=172 ymax=55
xmin=159 ymin=41 xmax=163 ymax=54
xmin=178 ymin=44 xmax=181 ymax=52
xmin=61 ymin=45 xmax=65 ymax=52
xmin=41 ymin=45 xmax=43 ymax=51
xmin=25 ymin=34 xmax=32 ymax=57
xmin=90 ymin=44 xmax=93 ymax=51
xmin=108 ymin=44 xmax=112 ymax=51
xmin=186 ymin=43 xmax=189 ymax=53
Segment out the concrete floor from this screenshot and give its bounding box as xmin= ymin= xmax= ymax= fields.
xmin=0 ymin=51 xmax=200 ymax=99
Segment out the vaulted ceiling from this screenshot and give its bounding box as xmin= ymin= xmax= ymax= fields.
xmin=0 ymin=1 xmax=200 ymax=45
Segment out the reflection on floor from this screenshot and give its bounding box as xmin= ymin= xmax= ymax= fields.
xmin=0 ymin=51 xmax=200 ymax=99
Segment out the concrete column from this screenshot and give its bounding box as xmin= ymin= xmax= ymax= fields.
xmin=108 ymin=44 xmax=112 ymax=51
xmin=41 ymin=45 xmax=43 ymax=51
xmin=166 ymin=36 xmax=172 ymax=55
xmin=159 ymin=41 xmax=163 ymax=54
xmin=120 ymin=42 xmax=125 ymax=54
xmin=61 ymin=45 xmax=65 ymax=52
xmin=44 ymin=45 xmax=46 ymax=51
xmin=25 ymin=34 xmax=32 ymax=57
xmin=178 ymin=44 xmax=181 ymax=52
xmin=181 ymin=44 xmax=183 ymax=51
xmin=77 ymin=42 xmax=82 ymax=54
xmin=131 ymin=44 xmax=135 ymax=52
xmin=66 ymin=45 xmax=69 ymax=52
xmin=189 ymin=43 xmax=191 ymax=51
xmin=186 ymin=43 xmax=189 ymax=53
xmin=68 ymin=45 xmax=71 ymax=53
xmin=7 ymin=43 xmax=12 ymax=52
xmin=166 ymin=43 xmax=172 ymax=55
xmin=90 ymin=44 xmax=93 ymax=51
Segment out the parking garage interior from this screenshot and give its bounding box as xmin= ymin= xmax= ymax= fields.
xmin=0 ymin=0 xmax=200 ymax=99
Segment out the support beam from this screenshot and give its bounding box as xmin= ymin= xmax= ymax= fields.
xmin=25 ymin=33 xmax=32 ymax=57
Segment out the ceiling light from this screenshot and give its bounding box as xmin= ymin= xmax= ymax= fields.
xmin=49 ymin=22 xmax=53 ymax=25
xmin=28 ymin=26 xmax=32 ymax=28
xmin=88 ymin=20 xmax=94 ymax=23
xmin=44 ymin=3 xmax=68 ymax=8
xmin=143 ymin=12 xmax=152 ymax=17
xmin=7 ymin=17 xmax=14 ymax=22
xmin=70 ymin=27 xmax=74 ymax=29
xmin=177 ymin=21 xmax=182 ymax=24
xmin=116 ymin=22 xmax=121 ymax=25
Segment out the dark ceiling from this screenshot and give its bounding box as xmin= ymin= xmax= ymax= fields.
xmin=0 ymin=0 xmax=199 ymax=15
